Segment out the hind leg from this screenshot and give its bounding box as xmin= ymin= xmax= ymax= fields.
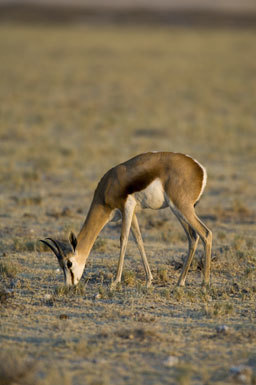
xmin=170 ymin=203 xmax=212 ymax=286
xmin=175 ymin=214 xmax=199 ymax=286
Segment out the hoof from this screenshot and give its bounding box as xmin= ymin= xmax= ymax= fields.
xmin=110 ymin=280 xmax=120 ymax=290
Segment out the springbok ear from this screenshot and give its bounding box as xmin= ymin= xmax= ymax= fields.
xmin=69 ymin=231 xmax=77 ymax=252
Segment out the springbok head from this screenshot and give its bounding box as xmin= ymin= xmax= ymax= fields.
xmin=40 ymin=232 xmax=82 ymax=286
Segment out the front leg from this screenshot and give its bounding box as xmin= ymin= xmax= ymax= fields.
xmin=131 ymin=213 xmax=153 ymax=288
xmin=111 ymin=196 xmax=137 ymax=289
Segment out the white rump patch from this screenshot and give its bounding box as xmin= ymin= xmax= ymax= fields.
xmin=185 ymin=154 xmax=207 ymax=202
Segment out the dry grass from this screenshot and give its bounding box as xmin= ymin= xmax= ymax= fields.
xmin=0 ymin=22 xmax=256 ymax=385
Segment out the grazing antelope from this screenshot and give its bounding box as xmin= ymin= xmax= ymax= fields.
xmin=41 ymin=152 xmax=212 ymax=288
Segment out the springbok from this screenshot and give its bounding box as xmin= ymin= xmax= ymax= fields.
xmin=41 ymin=152 xmax=212 ymax=288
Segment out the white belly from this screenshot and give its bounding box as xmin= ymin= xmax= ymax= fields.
xmin=134 ymin=178 xmax=167 ymax=210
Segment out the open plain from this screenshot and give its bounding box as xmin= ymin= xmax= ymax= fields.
xmin=0 ymin=21 xmax=256 ymax=384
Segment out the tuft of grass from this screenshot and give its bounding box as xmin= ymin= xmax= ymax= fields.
xmin=156 ymin=267 xmax=169 ymax=284
xmin=202 ymin=301 xmax=234 ymax=318
xmin=11 ymin=194 xmax=42 ymax=206
xmin=96 ymin=286 xmax=114 ymax=299
xmin=54 ymin=283 xmax=86 ymax=297
xmin=0 ymin=259 xmax=19 ymax=279
xmin=172 ymin=287 xmax=185 ymax=302
xmin=160 ymin=288 xmax=171 ymax=299
xmin=115 ymin=327 xmax=160 ymax=341
xmin=123 ymin=270 xmax=137 ymax=287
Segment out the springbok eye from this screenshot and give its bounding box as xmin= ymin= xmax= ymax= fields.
xmin=67 ymin=260 xmax=72 ymax=269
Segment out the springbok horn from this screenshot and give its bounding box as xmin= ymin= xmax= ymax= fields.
xmin=45 ymin=238 xmax=66 ymax=260
xmin=40 ymin=239 xmax=60 ymax=258
xmin=40 ymin=238 xmax=65 ymax=261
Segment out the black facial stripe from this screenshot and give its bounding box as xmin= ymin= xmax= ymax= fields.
xmin=70 ymin=269 xmax=74 ymax=285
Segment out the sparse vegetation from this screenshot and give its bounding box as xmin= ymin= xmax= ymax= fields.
xmin=0 ymin=20 xmax=255 ymax=385
xmin=0 ymin=258 xmax=19 ymax=279
xmin=54 ymin=283 xmax=86 ymax=297
xmin=13 ymin=237 xmax=36 ymax=252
